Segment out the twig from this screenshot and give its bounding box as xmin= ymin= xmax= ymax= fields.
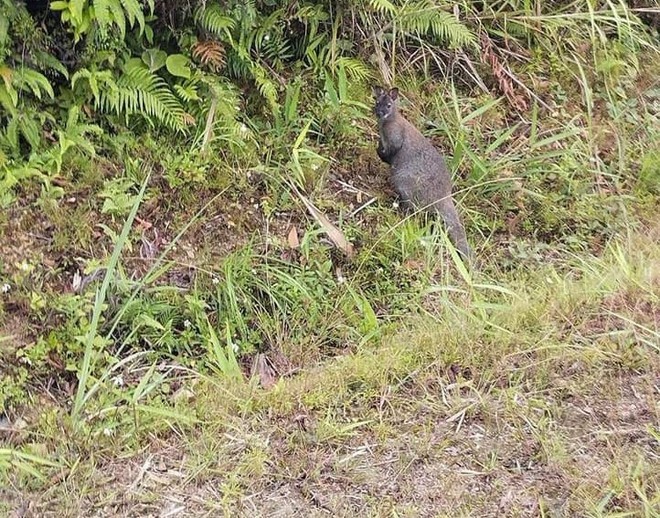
xmin=348 ymin=197 xmax=378 ymax=218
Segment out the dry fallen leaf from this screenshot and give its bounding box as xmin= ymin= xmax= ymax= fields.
xmin=290 ymin=184 xmax=354 ymax=258
xmin=253 ymin=353 xmax=278 ymax=389
xmin=287 ymin=226 xmax=300 ymax=249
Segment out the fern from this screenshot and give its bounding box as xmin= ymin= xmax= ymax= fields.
xmin=71 ymin=67 xmax=117 ymax=105
xmin=2 ymin=107 xmax=55 ymax=155
xmin=0 ymin=63 xmax=55 ymax=124
xmin=192 ymin=40 xmax=226 ymax=72
xmin=93 ymin=0 xmax=113 ymax=33
xmin=0 ymin=78 xmax=16 ymax=115
xmin=52 ymin=0 xmax=153 ymax=38
xmin=335 ymin=57 xmax=372 ymax=82
xmin=368 ymin=0 xmax=397 ymax=16
xmin=99 ymin=59 xmax=189 ymax=132
xmin=257 ymin=31 xmax=294 ymax=70
xmin=225 ymin=28 xmax=281 ymax=114
xmin=249 ymin=61 xmax=280 ymax=115
xmin=225 ymin=48 xmax=249 ymax=80
xmin=426 ymin=11 xmax=476 ymax=48
xmin=193 ymin=74 xmax=244 ymax=151
xmin=5 ymin=113 xmax=41 ymax=151
xmin=195 ymin=4 xmax=236 ymax=39
xmin=33 ymin=51 xmax=69 ymax=78
xmin=0 ymin=161 xmax=44 ymax=208
xmin=174 ymin=79 xmax=201 ymax=103
xmin=13 ymin=68 xmax=55 ymax=100
xmin=113 ymin=0 xmax=144 ymax=32
xmin=398 ymin=1 xmax=476 ymax=49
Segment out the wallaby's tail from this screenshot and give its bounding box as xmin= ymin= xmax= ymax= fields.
xmin=435 ymin=198 xmax=474 ymax=265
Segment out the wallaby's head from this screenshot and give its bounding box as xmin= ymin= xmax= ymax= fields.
xmin=373 ymin=86 xmax=399 ymax=121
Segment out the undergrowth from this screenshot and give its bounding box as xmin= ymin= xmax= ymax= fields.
xmin=0 ymin=1 xmax=659 ymax=515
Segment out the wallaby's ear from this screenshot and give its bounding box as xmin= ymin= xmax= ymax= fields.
xmin=389 ymin=87 xmax=399 ymax=100
xmin=372 ymin=86 xmax=385 ymax=98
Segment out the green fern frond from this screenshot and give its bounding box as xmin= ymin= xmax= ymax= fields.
xmin=193 ymin=74 xmax=243 ymax=149
xmin=335 ymin=57 xmax=372 ymax=81
xmin=174 ymin=80 xmax=201 ymax=103
xmin=259 ymin=36 xmax=293 ymax=69
xmin=368 ymin=0 xmax=397 ymax=16
xmin=13 ymin=68 xmax=54 ymax=100
xmin=254 ymin=9 xmax=284 ymax=46
xmin=426 ymin=11 xmax=476 ymax=48
xmin=6 ymin=112 xmax=42 ymax=152
xmin=93 ymin=0 xmax=145 ymax=37
xmin=107 ymin=0 xmax=127 ymax=37
xmin=249 ymin=61 xmax=280 ymax=115
xmin=93 ymin=0 xmax=113 ymax=32
xmin=195 ymin=4 xmax=235 ymax=39
xmin=71 ymin=68 xmax=117 ymax=104
xmin=100 ymin=59 xmax=188 ymax=132
xmin=33 ymin=51 xmax=69 ymax=78
xmin=399 ymin=1 xmax=476 ymax=48
xmin=118 ymin=0 xmax=143 ymax=31
xmin=0 ymin=83 xmax=17 ymax=114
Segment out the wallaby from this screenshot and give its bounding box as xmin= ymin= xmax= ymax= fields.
xmin=373 ymin=86 xmax=473 ymax=263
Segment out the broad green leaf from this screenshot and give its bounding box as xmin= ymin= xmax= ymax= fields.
xmin=70 ymin=0 xmax=85 ymax=23
xmin=50 ymin=1 xmax=70 ymax=11
xmin=141 ymin=48 xmax=167 ymax=72
xmin=144 ymin=24 xmax=153 ymax=45
xmin=165 ymin=54 xmax=191 ymax=79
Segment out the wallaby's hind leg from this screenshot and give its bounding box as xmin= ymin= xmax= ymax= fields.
xmin=435 ymin=198 xmax=473 ymax=263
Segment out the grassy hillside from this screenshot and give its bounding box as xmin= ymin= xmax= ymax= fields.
xmin=1 ymin=1 xmax=659 ymax=515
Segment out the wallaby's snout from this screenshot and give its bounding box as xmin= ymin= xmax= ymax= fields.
xmin=373 ymin=100 xmax=392 ymax=119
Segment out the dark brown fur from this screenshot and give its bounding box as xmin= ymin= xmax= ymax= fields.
xmin=373 ymin=86 xmax=473 ymax=262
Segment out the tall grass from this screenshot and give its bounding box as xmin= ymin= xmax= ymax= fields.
xmin=72 ymin=164 xmax=151 ymax=421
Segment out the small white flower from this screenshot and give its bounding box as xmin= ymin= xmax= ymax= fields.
xmin=392 ymin=201 xmax=400 ymax=209
xmin=311 ymin=163 xmax=319 ymax=171
xmin=212 ymin=277 xmax=220 ymax=285
xmin=112 ymin=375 xmax=124 ymax=387
xmin=183 ymin=319 xmax=192 ymax=329
xmin=103 ymin=428 xmax=114 ymax=436
xmin=264 ymin=34 xmax=270 ymax=41
xmin=240 ymin=123 xmax=248 ymax=133
xmin=1 ymin=283 xmax=10 ymax=294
